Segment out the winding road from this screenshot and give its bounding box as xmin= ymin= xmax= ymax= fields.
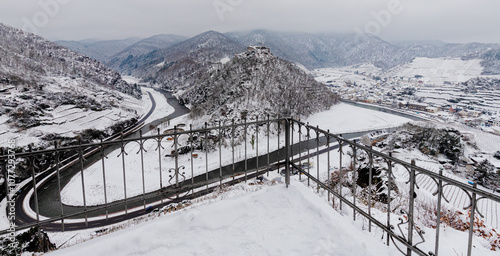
xmin=12 ymin=89 xmax=191 ymax=232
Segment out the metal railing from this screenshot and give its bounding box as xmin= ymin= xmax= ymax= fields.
xmin=0 ymin=116 xmax=284 ymax=234
xmin=1 ymin=118 xmax=500 ymax=256
xmin=286 ymin=119 xmax=500 ymax=256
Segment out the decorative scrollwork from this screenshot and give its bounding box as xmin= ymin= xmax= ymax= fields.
xmin=168 ymin=166 xmax=186 ymax=187
xmin=397 ymin=210 xmax=409 ymax=241
xmin=414 ymin=229 xmax=426 ymax=247
xmin=135 ymin=139 xmax=149 ymax=155
xmin=116 ymin=141 xmax=129 ymax=158
xmin=473 ymin=197 xmax=488 ymax=218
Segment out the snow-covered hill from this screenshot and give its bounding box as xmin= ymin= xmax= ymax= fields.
xmin=106 ymin=34 xmax=188 ymax=73
xmin=179 ymin=46 xmax=338 ymax=124
xmin=0 ymin=23 xmax=144 ymax=147
xmin=226 ymin=31 xmax=500 ymax=71
xmin=115 ymin=31 xmax=244 ymax=83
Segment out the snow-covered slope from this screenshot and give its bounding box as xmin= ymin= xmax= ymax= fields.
xmin=49 ymin=182 xmax=400 ymax=256
xmin=0 ymin=23 xmax=144 ymax=147
xmin=226 ymin=30 xmax=500 ymax=71
xmin=179 ymin=46 xmax=338 ymax=124
xmin=106 ymin=34 xmax=187 ymax=73
xmin=118 ymin=31 xmax=245 ymax=83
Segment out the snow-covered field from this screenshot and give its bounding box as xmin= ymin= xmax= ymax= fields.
xmin=49 ymin=181 xmax=401 ymax=256
xmin=313 ymin=63 xmax=381 ymax=87
xmin=305 ymin=103 xmax=411 ymax=133
xmin=385 ymin=57 xmax=484 ymax=85
xmin=59 ymin=103 xmax=413 ymax=207
xmin=0 ymin=76 xmax=149 ymax=147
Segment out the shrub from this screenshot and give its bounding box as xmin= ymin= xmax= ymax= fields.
xmin=494 ymin=151 xmax=500 ymax=160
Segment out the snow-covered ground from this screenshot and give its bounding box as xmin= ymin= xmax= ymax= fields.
xmin=48 ymin=181 xmax=401 ymax=256
xmin=313 ymin=63 xmax=381 ymax=87
xmin=384 ymin=57 xmax=484 ymax=85
xmin=305 ymin=103 xmax=411 ymax=134
xmin=0 ymin=76 xmax=149 ymax=147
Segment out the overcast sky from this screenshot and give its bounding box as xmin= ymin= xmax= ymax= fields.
xmin=0 ymin=0 xmax=499 ymax=44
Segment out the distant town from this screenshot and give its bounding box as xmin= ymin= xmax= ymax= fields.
xmin=314 ymin=60 xmax=500 ymax=134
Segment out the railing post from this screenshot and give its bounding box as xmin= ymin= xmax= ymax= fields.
xmin=120 ymin=134 xmax=128 ymax=215
xmin=100 ymin=139 xmax=109 ymax=220
xmin=205 ymin=122 xmax=209 ymax=192
xmin=298 ymin=123 xmax=302 ymax=181
xmin=306 ymin=124 xmax=311 ymax=186
xmin=339 ymin=135 xmax=343 ymax=211
xmin=407 ymin=159 xmax=416 ymax=256
xmin=174 ymin=126 xmax=179 ymax=189
xmin=267 ymin=115 xmax=270 ymax=177
xmin=290 ymin=121 xmax=294 ymax=173
xmin=139 ymin=130 xmax=146 ymax=209
xmin=435 ymin=168 xmax=443 ymax=256
xmin=386 ymin=152 xmax=393 ymax=246
xmin=219 ymin=121 xmax=223 ymax=186
xmin=244 ymin=118 xmax=248 ymax=183
xmin=277 ymin=120 xmax=280 ymax=151
xmin=78 ymin=143 xmax=88 ymax=226
xmin=157 ymin=128 xmax=164 ymax=205
xmin=467 ymin=183 xmax=477 ymax=256
xmin=54 ymin=142 xmax=65 ymax=231
xmin=327 ymin=131 xmax=331 ymax=203
xmin=256 ymin=116 xmax=259 ymax=171
xmin=352 ymin=142 xmax=357 ymax=221
xmin=368 ymin=147 xmax=373 ymax=232
xmin=316 ymin=127 xmax=320 ymax=193
xmin=29 ymin=146 xmax=40 ymax=226
xmin=232 ymin=119 xmax=235 ymax=180
xmin=190 ymin=124 xmax=194 ymax=195
xmin=285 ymin=118 xmax=291 ymax=188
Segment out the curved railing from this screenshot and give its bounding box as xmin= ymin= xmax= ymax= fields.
xmin=287 ymin=119 xmax=500 ymax=256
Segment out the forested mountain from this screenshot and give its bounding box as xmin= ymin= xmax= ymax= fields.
xmin=179 ymin=46 xmax=338 ymax=124
xmin=226 ymin=31 xmax=500 ymax=71
xmin=62 ymin=30 xmax=500 ymax=74
xmin=125 ymin=31 xmax=246 ymax=88
xmin=0 ymin=23 xmax=141 ymax=129
xmin=56 ymin=37 xmax=141 ymax=62
xmin=106 ymin=34 xmax=188 ymax=73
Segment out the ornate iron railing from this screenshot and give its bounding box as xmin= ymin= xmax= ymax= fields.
xmin=286 ymin=119 xmax=500 ymax=256
xmin=1 ymin=118 xmax=499 ymax=256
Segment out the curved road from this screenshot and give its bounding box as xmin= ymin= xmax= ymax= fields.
xmin=13 ymin=89 xmax=190 ymax=231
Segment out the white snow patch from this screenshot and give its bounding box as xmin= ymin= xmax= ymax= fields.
xmin=49 ymin=182 xmax=400 ymax=256
xmin=305 ymin=102 xmax=412 ymax=134
xmin=220 ymin=57 xmax=231 ymax=64
xmin=385 ymin=57 xmax=483 ymax=85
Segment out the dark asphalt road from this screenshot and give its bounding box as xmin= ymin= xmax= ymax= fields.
xmin=13 ymin=89 xmax=191 ymax=231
